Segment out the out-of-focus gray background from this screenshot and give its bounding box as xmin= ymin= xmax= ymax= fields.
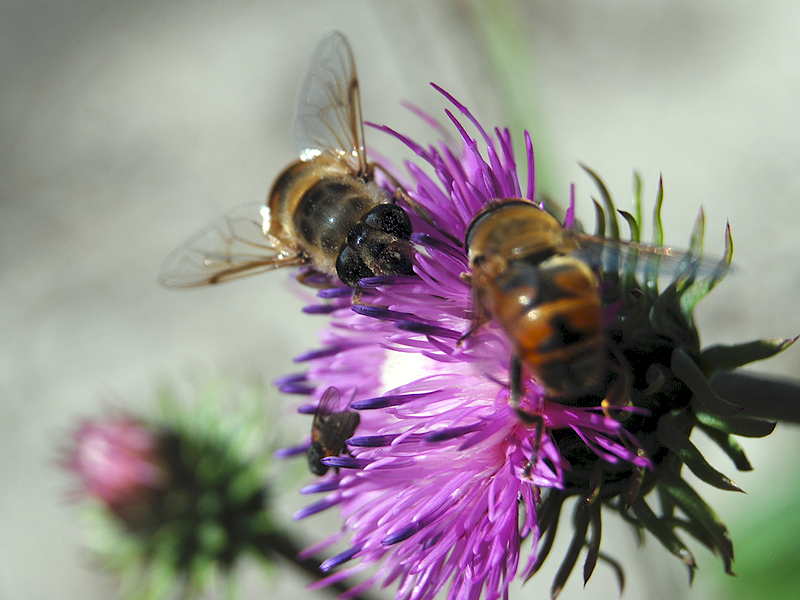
xmin=2 ymin=1 xmax=799 ymax=599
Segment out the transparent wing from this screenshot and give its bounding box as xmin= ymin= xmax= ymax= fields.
xmin=572 ymin=234 xmax=729 ymax=282
xmin=158 ymin=204 xmax=304 ymax=288
xmin=321 ymin=410 xmax=360 ymax=450
xmin=313 ymin=386 xmax=342 ymax=422
xmin=292 ymin=31 xmax=367 ymax=174
xmin=312 ymin=386 xmax=359 ymax=450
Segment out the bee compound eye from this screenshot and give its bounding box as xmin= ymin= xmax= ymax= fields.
xmin=363 ymin=204 xmax=413 ymax=239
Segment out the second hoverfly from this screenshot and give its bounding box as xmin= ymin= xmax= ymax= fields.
xmin=159 ymin=32 xmax=415 ymax=290
xmin=464 ymin=198 xmax=727 ymax=407
xmin=307 ymin=386 xmax=360 ymax=476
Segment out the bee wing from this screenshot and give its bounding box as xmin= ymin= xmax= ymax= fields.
xmin=573 ymin=235 xmax=730 ymax=282
xmin=292 ymin=31 xmax=367 ymax=174
xmin=158 ymin=204 xmax=304 ymax=288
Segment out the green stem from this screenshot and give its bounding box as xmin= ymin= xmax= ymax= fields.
xmin=253 ymin=530 xmax=379 ymax=600
xmin=711 ymin=371 xmax=800 ymax=424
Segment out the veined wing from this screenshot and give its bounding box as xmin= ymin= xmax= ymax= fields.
xmin=158 ymin=204 xmax=304 ymax=288
xmin=312 ymin=386 xmax=343 ymax=424
xmin=292 ymin=31 xmax=367 ymax=174
xmin=572 ymin=235 xmax=730 ymax=283
xmin=311 ymin=386 xmax=359 ymax=451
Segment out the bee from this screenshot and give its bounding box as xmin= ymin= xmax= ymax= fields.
xmin=158 ymin=31 xmax=416 ymax=290
xmin=307 ymin=386 xmax=360 ymax=476
xmin=464 ymin=198 xmax=723 ymax=406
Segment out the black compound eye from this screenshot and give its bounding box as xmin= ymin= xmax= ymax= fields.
xmin=363 ymin=204 xmax=413 ymax=240
xmin=336 ymin=245 xmax=373 ymax=287
xmin=346 ymin=222 xmax=371 ymax=249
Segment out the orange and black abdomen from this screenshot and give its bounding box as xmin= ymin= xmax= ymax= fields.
xmin=486 ymin=254 xmax=603 ymax=396
xmin=467 ymin=199 xmax=604 ymax=398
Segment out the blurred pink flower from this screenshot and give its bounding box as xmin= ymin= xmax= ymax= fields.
xmin=69 ymin=418 xmax=166 ymax=518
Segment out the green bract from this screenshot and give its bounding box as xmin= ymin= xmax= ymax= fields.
xmin=81 ymin=383 xmax=277 ymax=600
xmin=530 ymin=170 xmax=793 ymax=598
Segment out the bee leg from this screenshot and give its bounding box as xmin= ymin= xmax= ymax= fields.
xmin=506 ymin=355 xmax=546 ymax=479
xmin=457 ymin=315 xmax=489 ymax=346
xmin=458 ymin=287 xmax=489 ymax=346
xmin=307 ymin=442 xmax=330 ymax=477
xmin=392 ymin=187 xmax=433 ymax=226
xmin=521 ymin=414 xmax=544 ymax=480
xmin=372 ymin=162 xmax=403 ymax=190
xmin=509 ymin=354 xmax=525 ymax=411
xmin=393 ymin=188 xmax=463 ymax=247
xmin=295 ymin=268 xmax=337 ymax=289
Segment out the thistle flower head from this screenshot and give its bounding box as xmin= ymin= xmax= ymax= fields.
xmin=66 ymin=384 xmax=276 ymax=600
xmin=70 ymin=418 xmax=167 ymax=525
xmin=280 ymin=87 xmax=793 ymax=600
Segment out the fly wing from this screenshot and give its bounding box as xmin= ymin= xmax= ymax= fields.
xmin=322 ymin=410 xmax=361 ymax=453
xmin=572 ymin=235 xmax=730 ymax=283
xmin=313 ymin=386 xmax=342 ymax=421
xmin=292 ymin=31 xmax=367 ymax=174
xmin=158 ymin=204 xmax=304 ymax=288
xmin=311 ymin=386 xmax=359 ymax=452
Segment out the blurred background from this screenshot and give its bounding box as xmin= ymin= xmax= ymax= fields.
xmin=2 ymin=0 xmax=800 ymax=598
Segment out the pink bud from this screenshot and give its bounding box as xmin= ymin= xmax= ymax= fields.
xmin=70 ymin=419 xmax=166 ymax=512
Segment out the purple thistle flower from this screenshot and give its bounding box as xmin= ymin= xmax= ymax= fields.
xmin=283 ymin=89 xmax=681 ymax=600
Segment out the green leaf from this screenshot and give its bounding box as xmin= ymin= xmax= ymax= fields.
xmin=694 ymin=410 xmax=777 ymax=438
xmin=657 ymin=411 xmax=743 ymax=492
xmin=592 ymin=198 xmax=605 ymax=238
xmin=679 ymin=222 xmax=734 ymax=317
xmin=652 ymin=176 xmax=664 ymax=247
xmin=632 ymin=172 xmax=643 ymax=236
xmin=702 ymin=337 xmax=798 ymax=375
xmin=583 ymin=502 xmax=602 ymax=585
xmin=551 ymin=503 xmax=591 ymax=599
xmin=630 ymin=497 xmax=697 ymax=571
xmin=688 ymin=208 xmax=705 ymax=259
xmin=618 ymin=210 xmax=640 ymax=243
xmin=622 ymin=459 xmax=646 ymax=510
xmin=597 ymin=552 xmax=626 ymax=596
xmin=643 ymin=178 xmax=665 ymax=298
xmin=581 ymin=164 xmax=619 ymax=240
xmin=671 ymin=348 xmax=742 ymax=416
xmin=697 ymin=425 xmax=753 ymax=471
xmin=525 ymin=491 xmax=567 ymax=580
xmin=658 ymin=475 xmax=734 ymax=574
xmin=663 ymin=516 xmax=718 ymax=556
xmin=617 ymin=210 xmax=640 ymax=289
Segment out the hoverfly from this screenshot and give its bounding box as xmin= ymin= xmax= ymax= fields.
xmin=307 ymin=386 xmax=360 ymax=476
xmin=159 ymin=31 xmax=415 ymax=290
xmin=465 ymin=198 xmax=726 ymax=406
